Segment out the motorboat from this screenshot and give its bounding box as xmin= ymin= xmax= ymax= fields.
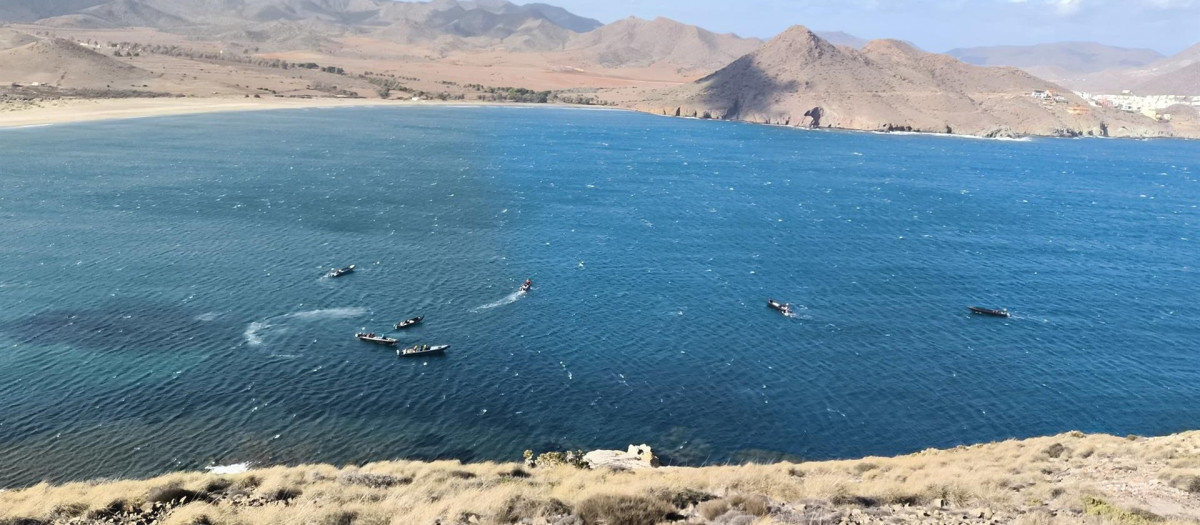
xmin=355 ymin=332 xmax=398 ymax=345
xmin=968 ymin=306 xmax=1010 ymax=318
xmin=328 ymin=264 xmax=356 ymax=278
xmin=394 ymin=316 xmax=424 ymax=330
xmin=767 ymin=298 xmax=792 ymax=316
xmin=398 ymin=344 xmax=449 ymax=357
xmin=519 ymin=279 xmax=532 ymax=293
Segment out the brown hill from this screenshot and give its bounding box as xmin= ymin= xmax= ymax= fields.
xmin=31 ymin=0 xmax=601 ymax=53
xmin=0 ymin=28 xmax=39 ymax=51
xmin=0 ymin=0 xmax=106 ymax=22
xmin=947 ymin=42 xmax=1164 ymax=82
xmin=38 ymin=0 xmax=188 ymax=29
xmin=1132 ymin=62 xmax=1200 ymax=96
xmin=629 ymin=26 xmax=1170 ymax=138
xmin=1045 ymin=42 xmax=1200 ymax=95
xmin=564 ymin=17 xmax=762 ymax=72
xmin=0 ymin=38 xmax=155 ymax=88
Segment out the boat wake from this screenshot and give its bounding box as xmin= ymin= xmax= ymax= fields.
xmin=194 ymin=312 xmax=220 ymax=322
xmin=472 ymin=290 xmax=525 ymax=312
xmin=783 ymin=305 xmax=811 ymax=320
xmin=283 ymin=307 xmax=368 ymax=321
xmin=244 ymin=307 xmax=368 ymax=346
xmin=205 ymin=462 xmax=251 ymax=474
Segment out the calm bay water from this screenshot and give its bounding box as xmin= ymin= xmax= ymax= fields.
xmin=0 ymin=106 xmax=1197 ymax=487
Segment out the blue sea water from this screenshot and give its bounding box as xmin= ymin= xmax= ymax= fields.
xmin=0 ymin=106 xmax=1198 ymax=487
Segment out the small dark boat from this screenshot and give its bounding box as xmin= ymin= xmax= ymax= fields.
xmin=767 ymin=298 xmax=792 ymax=316
xmin=968 ymin=306 xmax=1010 ymax=318
xmin=519 ymin=279 xmax=532 ymax=293
xmin=394 ymin=316 xmax=424 ymax=330
xmin=328 ymin=264 xmax=356 ymax=278
xmin=355 ymin=332 xmax=398 ymax=345
xmin=398 ymin=344 xmax=449 ymax=357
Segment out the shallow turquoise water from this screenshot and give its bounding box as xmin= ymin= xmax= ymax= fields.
xmin=0 ymin=106 xmax=1197 ymax=486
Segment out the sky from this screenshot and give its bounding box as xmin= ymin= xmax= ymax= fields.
xmin=529 ymin=0 xmax=1200 ymax=55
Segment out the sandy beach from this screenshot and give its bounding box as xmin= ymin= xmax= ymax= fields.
xmin=0 ymin=97 xmax=448 ymax=129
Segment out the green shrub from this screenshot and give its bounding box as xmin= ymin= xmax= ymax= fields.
xmin=576 ymin=494 xmax=674 ymax=525
xmin=1083 ymin=497 xmax=1163 ymax=524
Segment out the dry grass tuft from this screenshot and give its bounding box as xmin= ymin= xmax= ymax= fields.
xmin=147 ymin=483 xmax=204 ymax=504
xmin=494 ymin=495 xmax=572 ymax=523
xmin=575 ymin=494 xmax=675 ymax=524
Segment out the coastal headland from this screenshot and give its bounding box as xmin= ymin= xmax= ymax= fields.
xmin=2 ymin=430 xmax=1198 ymax=524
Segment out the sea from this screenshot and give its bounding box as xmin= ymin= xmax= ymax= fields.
xmin=0 ymin=106 xmax=1197 ymax=487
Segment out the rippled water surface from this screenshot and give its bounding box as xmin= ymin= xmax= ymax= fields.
xmin=1 ymin=107 xmax=1198 ymax=486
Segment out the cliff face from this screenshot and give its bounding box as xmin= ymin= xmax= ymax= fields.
xmin=627 ymin=26 xmax=1183 ymax=138
xmin=1 ymin=430 xmax=1199 ymax=524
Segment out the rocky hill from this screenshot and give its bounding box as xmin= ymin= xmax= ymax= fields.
xmin=0 ymin=430 xmax=1198 ymax=524
xmin=563 ymin=16 xmax=762 ymax=72
xmin=626 ymin=26 xmax=1175 ymax=138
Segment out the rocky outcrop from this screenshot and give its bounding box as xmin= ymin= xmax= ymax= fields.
xmin=583 ymin=444 xmax=660 ymax=470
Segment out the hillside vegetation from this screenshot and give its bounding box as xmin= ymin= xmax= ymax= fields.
xmin=2 ymin=430 xmax=1199 ymax=524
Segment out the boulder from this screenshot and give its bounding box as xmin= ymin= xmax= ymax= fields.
xmin=584 ymin=444 xmax=660 ymax=470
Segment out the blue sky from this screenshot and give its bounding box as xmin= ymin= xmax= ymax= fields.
xmin=530 ymin=0 xmax=1200 ymax=55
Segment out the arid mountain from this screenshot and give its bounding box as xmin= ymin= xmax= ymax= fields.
xmin=563 ymin=17 xmax=761 ymax=72
xmin=947 ymin=42 xmax=1164 ymax=81
xmin=1129 ymin=44 xmax=1200 ymax=95
xmin=626 ymin=26 xmax=1170 ymax=138
xmin=0 ymin=0 xmax=106 ymax=22
xmin=1060 ymin=43 xmax=1200 ymax=95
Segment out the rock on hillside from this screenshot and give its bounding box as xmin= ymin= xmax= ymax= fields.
xmin=630 ymin=26 xmax=1173 ymax=138
xmin=565 ymin=16 xmax=762 ymax=72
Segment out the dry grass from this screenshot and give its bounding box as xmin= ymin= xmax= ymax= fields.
xmin=1 ymin=431 xmax=1198 ymax=524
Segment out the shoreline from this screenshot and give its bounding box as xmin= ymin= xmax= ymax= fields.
xmin=2 ymin=96 xmax=1195 ymax=142
xmin=0 ymin=97 xmax=605 ymax=130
